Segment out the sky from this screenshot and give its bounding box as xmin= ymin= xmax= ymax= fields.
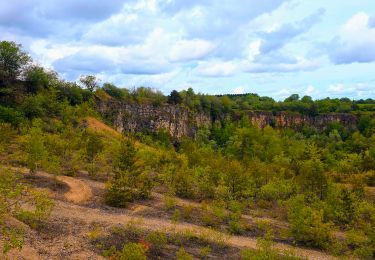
xmin=1 ymin=0 xmax=375 ymax=100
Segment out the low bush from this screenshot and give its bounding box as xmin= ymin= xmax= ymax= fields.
xmin=120 ymin=242 xmax=148 ymax=260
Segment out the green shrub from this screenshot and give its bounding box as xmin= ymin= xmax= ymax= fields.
xmin=228 ymin=218 xmax=244 ymax=234
xmin=260 ymin=178 xmax=294 ymax=201
xmin=241 ymin=231 xmax=302 ymax=260
xmin=145 ymin=231 xmax=167 ymax=251
xmin=182 ymin=205 xmax=194 ymax=220
xmin=172 ymin=209 xmax=181 ymax=222
xmin=164 ymin=195 xmax=176 ymax=210
xmin=287 ymin=195 xmax=332 ymax=249
xmin=347 ymin=230 xmax=373 ymax=259
xmin=199 ymin=246 xmax=212 ymax=259
xmin=16 ymin=190 xmax=54 ymax=229
xmin=120 ymin=242 xmax=147 ymax=260
xmin=176 ymin=247 xmax=193 ymax=260
xmin=0 ymin=105 xmax=24 ymax=126
xmin=105 ymin=175 xmax=134 ymax=207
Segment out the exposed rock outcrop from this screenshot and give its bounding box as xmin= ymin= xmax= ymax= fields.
xmin=96 ymin=99 xmax=360 ymax=139
xmin=246 ymin=111 xmax=358 ymax=130
xmin=95 ymin=99 xmax=211 ymax=139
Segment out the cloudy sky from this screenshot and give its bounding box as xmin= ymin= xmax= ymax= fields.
xmin=1 ymin=0 xmax=375 ymax=99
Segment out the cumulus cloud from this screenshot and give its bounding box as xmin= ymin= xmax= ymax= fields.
xmin=165 ymin=0 xmax=286 ymax=59
xmin=329 ymin=12 xmax=375 ymax=64
xmin=195 ymin=61 xmax=236 ymax=77
xmin=305 ymin=85 xmax=317 ymax=96
xmin=257 ymin=8 xmax=325 ymax=54
xmin=328 ymin=83 xmax=345 ymax=93
xmin=0 ymin=0 xmax=126 ymax=37
xmin=168 ymin=39 xmax=215 ymax=62
xmin=52 ymin=28 xmax=176 ymax=77
xmin=327 ymin=82 xmax=375 ymax=97
xmin=243 ymin=56 xmax=320 ymax=73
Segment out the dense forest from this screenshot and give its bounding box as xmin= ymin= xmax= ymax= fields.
xmin=1 ymin=41 xmax=375 ymax=259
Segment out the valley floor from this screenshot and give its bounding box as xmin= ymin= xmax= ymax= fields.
xmin=2 ymin=167 xmax=337 ymax=260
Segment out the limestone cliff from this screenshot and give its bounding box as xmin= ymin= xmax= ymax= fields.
xmin=95 ymin=99 xmax=211 ymax=139
xmin=96 ymin=99 xmax=360 ymax=138
xmin=245 ymin=111 xmax=358 ymax=130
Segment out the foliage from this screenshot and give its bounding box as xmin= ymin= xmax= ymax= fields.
xmin=25 ymin=120 xmax=46 ymax=174
xmin=0 ymin=106 xmax=24 ymax=126
xmin=287 ymin=195 xmax=332 ymax=249
xmin=84 ymin=131 xmax=104 ymax=176
xmin=145 ymin=231 xmax=167 ymax=252
xmin=168 ymin=90 xmax=183 ymax=105
xmin=105 ymin=139 xmax=152 ymax=207
xmin=120 ymin=242 xmax=147 ymax=260
xmin=0 ymin=41 xmax=30 ymax=83
xmin=176 ymin=247 xmax=193 ymax=260
xmin=79 ymin=75 xmax=99 ymax=92
xmin=0 ymin=167 xmax=53 ymax=253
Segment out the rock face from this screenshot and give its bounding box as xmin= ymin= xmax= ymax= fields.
xmin=246 ymin=111 xmax=359 ymax=130
xmin=96 ymin=99 xmax=360 ymax=139
xmin=95 ymin=99 xmax=211 ymax=139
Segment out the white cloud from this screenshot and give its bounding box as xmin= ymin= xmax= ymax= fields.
xmin=243 ymin=57 xmax=320 ymax=73
xmin=233 ymin=86 xmax=246 ymax=94
xmin=247 ymin=40 xmax=261 ymax=61
xmin=305 ymin=85 xmax=316 ymax=95
xmin=326 ymin=82 xmax=375 ymax=98
xmin=274 ymin=88 xmax=291 ymax=100
xmin=168 ymin=39 xmax=215 ymax=62
xmin=329 ymin=12 xmax=375 ymax=64
xmin=328 ymin=83 xmax=345 ymax=93
xmin=195 ymin=61 xmax=236 ymax=77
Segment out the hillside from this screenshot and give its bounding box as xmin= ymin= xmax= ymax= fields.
xmin=1 ymin=41 xmax=375 ymax=260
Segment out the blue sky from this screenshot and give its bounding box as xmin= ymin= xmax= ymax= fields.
xmin=1 ymin=0 xmax=375 ymax=100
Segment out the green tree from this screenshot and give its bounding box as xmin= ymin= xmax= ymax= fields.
xmin=167 ymin=90 xmax=182 ymax=104
xmin=299 ymin=159 xmax=328 ymax=199
xmin=224 ymin=160 xmax=249 ymax=199
xmin=24 ymin=65 xmax=57 ymax=93
xmin=284 ymin=94 xmax=300 ymax=102
xmin=102 ymin=83 xmax=126 ymax=100
xmin=0 ymin=41 xmax=31 ymax=84
xmin=105 ymin=139 xmax=152 ymax=207
xmin=84 ymin=131 xmax=104 ymax=176
xmin=80 ymin=75 xmax=99 ymax=92
xmin=287 ymin=195 xmax=332 ymax=249
xmin=26 ymin=121 xmax=46 ymax=174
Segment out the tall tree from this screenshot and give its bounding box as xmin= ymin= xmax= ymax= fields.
xmin=85 ymin=131 xmax=104 ymax=176
xmin=167 ymin=90 xmax=182 ymax=105
xmin=26 ymin=121 xmax=46 ymax=174
xmin=0 ymin=41 xmax=30 ymax=84
xmin=79 ymin=75 xmax=99 ymax=92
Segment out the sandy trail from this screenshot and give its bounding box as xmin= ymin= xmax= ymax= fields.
xmin=56 ymin=175 xmax=92 ymax=204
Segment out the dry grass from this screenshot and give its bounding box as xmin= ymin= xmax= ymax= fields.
xmin=84 ymin=117 xmax=122 ymax=138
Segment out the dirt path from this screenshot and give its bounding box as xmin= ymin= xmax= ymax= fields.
xmin=9 ymin=167 xmax=93 ymax=204
xmin=56 ymin=175 xmax=92 ymax=204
